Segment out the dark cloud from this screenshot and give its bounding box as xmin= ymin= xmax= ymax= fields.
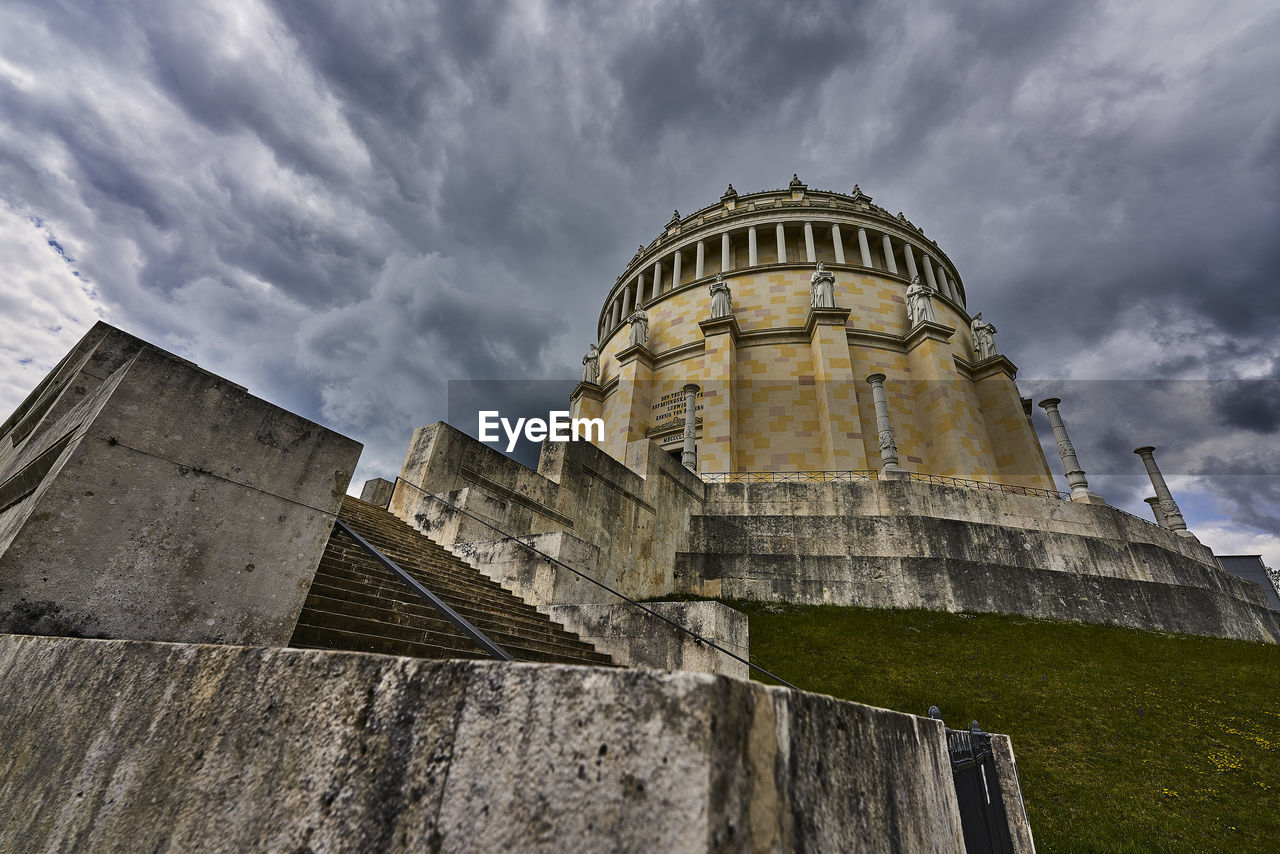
xmin=1 ymin=0 xmax=1278 ymax=562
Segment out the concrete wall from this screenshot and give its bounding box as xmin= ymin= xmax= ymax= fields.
xmin=391 ymin=424 xmax=1279 ymax=644
xmin=0 ymin=324 xmax=362 ymax=645
xmin=0 ymin=633 xmax=968 ymax=853
xmin=678 ymin=480 xmax=1280 ymax=643
xmin=548 ymin=601 xmax=750 ymax=678
xmin=392 ymin=421 xmax=706 ymax=602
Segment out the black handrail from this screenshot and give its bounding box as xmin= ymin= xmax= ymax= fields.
xmin=392 ymin=477 xmax=799 ymax=691
xmin=333 ymin=518 xmax=514 ymax=661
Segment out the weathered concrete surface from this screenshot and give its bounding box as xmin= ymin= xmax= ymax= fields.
xmin=391 ymin=421 xmax=706 ymax=601
xmin=549 ymin=601 xmax=750 ymax=678
xmin=0 ymin=324 xmax=362 ymax=645
xmin=991 ymin=734 xmax=1037 ymax=853
xmin=677 ymin=480 xmax=1280 ymax=643
xmin=391 ymin=424 xmax=1274 ymax=643
xmin=0 ymin=634 xmax=967 ymax=853
xmin=359 ymin=477 xmax=394 ymax=507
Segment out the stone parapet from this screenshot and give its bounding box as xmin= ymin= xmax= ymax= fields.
xmin=0 ymin=634 xmax=969 ymax=852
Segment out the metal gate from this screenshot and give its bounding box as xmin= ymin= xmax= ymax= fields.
xmin=929 ymin=707 xmax=1017 ymax=853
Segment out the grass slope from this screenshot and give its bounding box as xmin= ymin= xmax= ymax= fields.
xmin=732 ymin=601 xmax=1280 ymax=853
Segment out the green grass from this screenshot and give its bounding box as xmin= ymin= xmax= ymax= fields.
xmin=730 ymin=601 xmax=1280 ymax=853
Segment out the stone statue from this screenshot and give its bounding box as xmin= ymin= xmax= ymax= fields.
xmin=906 ymin=276 xmax=935 ymax=327
xmin=627 ymin=310 xmax=649 ymax=348
xmin=971 ymin=312 xmax=999 ymax=360
xmin=810 ymin=262 xmax=836 ymax=308
xmin=581 ymin=344 xmax=599 ymax=384
xmin=708 ymin=274 xmax=732 ymax=318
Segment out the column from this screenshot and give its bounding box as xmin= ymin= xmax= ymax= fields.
xmin=681 ymin=383 xmax=700 ymax=470
xmin=748 ymin=226 xmax=758 ymax=266
xmin=776 ymin=223 xmax=787 ymax=263
xmin=937 ymin=265 xmax=952 ymax=301
xmin=672 ymin=250 xmax=682 ymax=289
xmin=865 ymin=374 xmax=905 ymax=478
xmin=903 ymin=242 xmax=919 ymax=281
xmin=922 ymin=257 xmax=938 ymax=290
xmin=881 ymin=234 xmax=899 ymax=274
xmin=1133 ymin=446 xmax=1191 ymax=535
xmin=620 ymin=286 xmax=631 ymax=318
xmin=831 ymin=224 xmax=846 ymax=264
xmin=695 ymin=240 xmax=705 ymax=279
xmin=857 ymin=226 xmax=873 ymax=268
xmin=651 ymin=261 xmax=662 ymax=301
xmin=803 ymin=221 xmax=815 ymax=263
xmin=721 ymin=232 xmax=731 ymax=273
xmin=1038 ymin=398 xmax=1104 ymax=504
xmin=1144 ymin=497 xmax=1169 ymax=528
xmin=610 ymin=299 xmax=619 ymax=330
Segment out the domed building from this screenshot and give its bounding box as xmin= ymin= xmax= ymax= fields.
xmin=571 ymin=177 xmax=1055 ymax=490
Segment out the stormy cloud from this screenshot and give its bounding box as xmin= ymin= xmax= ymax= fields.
xmin=1 ymin=0 xmax=1277 ymax=565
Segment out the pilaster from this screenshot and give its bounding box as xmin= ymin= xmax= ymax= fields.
xmin=804 ymin=306 xmax=868 ymax=470
xmin=969 ymin=355 xmax=1056 ymax=490
xmin=609 ymin=343 xmax=655 ymax=460
xmin=697 ymin=316 xmax=740 ymax=473
xmin=902 ymin=321 xmax=992 ymax=478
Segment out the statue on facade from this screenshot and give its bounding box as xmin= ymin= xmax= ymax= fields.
xmin=581 ymin=344 xmax=599 ymax=384
xmin=627 ymin=309 xmax=649 ymax=348
xmin=708 ymin=274 xmax=732 ymax=318
xmin=810 ymin=262 xmax=836 ymax=308
xmin=971 ymin=312 xmax=999 ymax=360
xmin=906 ymin=276 xmax=936 ymax=327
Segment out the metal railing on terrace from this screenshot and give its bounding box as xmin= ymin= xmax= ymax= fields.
xmin=701 ymin=469 xmax=1070 ymax=500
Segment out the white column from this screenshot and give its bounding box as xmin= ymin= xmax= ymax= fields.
xmin=922 ymin=257 xmax=938 ymax=290
xmin=620 ymin=284 xmax=631 ymax=317
xmin=610 ymin=299 xmax=619 ymax=330
xmin=866 ymin=373 xmax=905 ymax=477
xmin=831 ymin=224 xmax=846 ymax=264
xmin=695 ymin=240 xmax=705 ymax=279
xmin=672 ymin=250 xmax=682 ymax=289
xmin=1133 ymin=446 xmax=1191 ymax=535
xmin=1038 ymin=398 xmax=1103 ymax=503
xmin=903 ymin=243 xmax=919 ymax=281
xmin=881 ymin=234 xmax=899 ymax=274
xmin=803 ymin=221 xmax=815 ymax=263
xmin=681 ymin=383 xmax=700 ymax=470
xmin=776 ymin=223 xmax=787 ymax=263
xmin=936 ymin=265 xmax=951 ymax=300
xmin=747 ymin=226 xmax=758 ymax=267
xmin=721 ymin=232 xmax=731 ymax=272
xmin=857 ymin=227 xmax=873 ymax=268
xmin=651 ymin=261 xmax=662 ymax=301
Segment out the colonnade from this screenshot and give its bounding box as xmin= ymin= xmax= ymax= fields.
xmin=599 ymin=219 xmax=964 ymax=340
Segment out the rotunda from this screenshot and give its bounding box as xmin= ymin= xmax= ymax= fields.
xmin=570 ymin=178 xmax=1055 ymax=490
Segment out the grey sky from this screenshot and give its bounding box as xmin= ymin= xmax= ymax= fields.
xmin=2 ymin=0 xmax=1278 ymax=564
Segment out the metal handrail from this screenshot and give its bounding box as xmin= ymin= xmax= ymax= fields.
xmin=702 ymin=469 xmax=1070 ymax=499
xmin=392 ymin=477 xmax=799 ymax=691
xmin=333 ymin=518 xmax=514 ymax=661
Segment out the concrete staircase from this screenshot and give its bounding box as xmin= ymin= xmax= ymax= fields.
xmin=290 ymin=497 xmax=613 ymax=666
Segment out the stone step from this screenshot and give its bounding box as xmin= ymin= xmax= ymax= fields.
xmin=297 ymin=604 xmax=609 ymax=666
xmin=289 ymin=497 xmax=612 ymax=666
xmin=305 ymin=577 xmax=588 ymax=648
xmin=312 ymin=554 xmax=582 ymax=642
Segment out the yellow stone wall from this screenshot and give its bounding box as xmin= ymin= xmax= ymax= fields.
xmin=576 ymin=261 xmax=1054 ymax=489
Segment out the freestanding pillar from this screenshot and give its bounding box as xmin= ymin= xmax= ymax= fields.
xmin=1144 ymin=496 xmax=1169 ymax=528
xmin=866 ymin=373 xmax=906 ymax=479
xmin=1133 ymin=446 xmax=1193 ymax=537
xmin=1037 ymin=398 xmax=1105 ymax=504
xmin=776 ymin=223 xmax=787 ymax=263
xmin=681 ymin=383 xmax=700 ymax=471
